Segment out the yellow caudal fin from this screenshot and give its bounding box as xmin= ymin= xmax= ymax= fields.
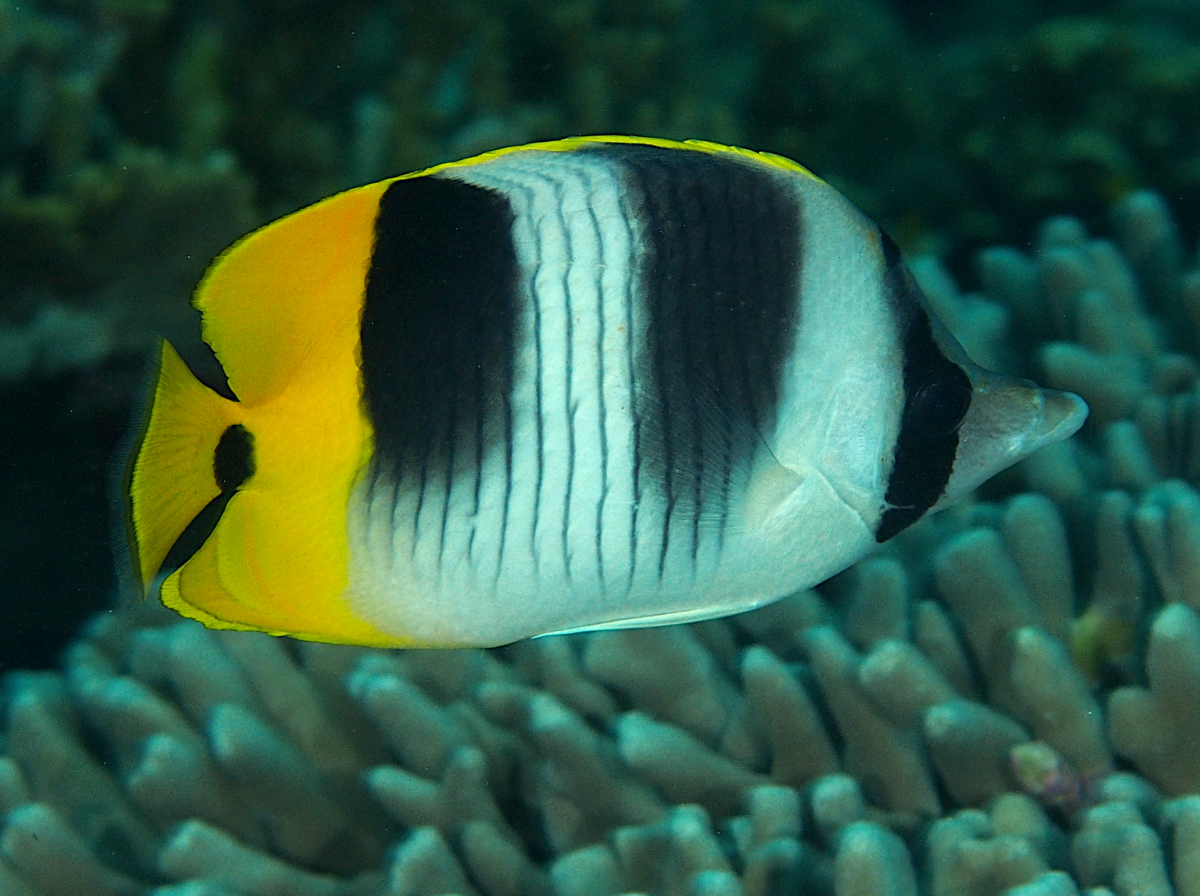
xmin=126 ymin=341 xmax=393 ymax=645
xmin=126 ymin=340 xmax=239 ymax=593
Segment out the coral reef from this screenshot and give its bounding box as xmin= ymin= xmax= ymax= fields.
xmin=4 ymin=187 xmax=1200 ymax=893
xmin=6 ymin=0 xmax=1200 ymax=381
xmin=9 ymin=0 xmax=1200 ymax=667
xmin=7 ymin=0 xmax=1200 ymax=889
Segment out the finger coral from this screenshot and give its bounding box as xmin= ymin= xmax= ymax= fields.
xmin=6 ymin=180 xmax=1200 ymax=896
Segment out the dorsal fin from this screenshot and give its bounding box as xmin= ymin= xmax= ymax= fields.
xmin=193 ymin=180 xmax=390 ymax=405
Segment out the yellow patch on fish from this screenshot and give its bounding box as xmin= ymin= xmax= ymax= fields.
xmin=126 ymin=137 xmax=1088 ymax=647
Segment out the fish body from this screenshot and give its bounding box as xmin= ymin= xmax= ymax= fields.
xmin=126 ymin=136 xmax=1088 ymax=647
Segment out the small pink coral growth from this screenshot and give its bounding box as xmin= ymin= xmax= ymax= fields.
xmin=1011 ymin=741 xmax=1111 ymax=816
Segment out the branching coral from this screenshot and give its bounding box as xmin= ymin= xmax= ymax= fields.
xmin=8 ymin=0 xmax=1200 ymax=389
xmin=6 ymin=187 xmax=1200 ymax=892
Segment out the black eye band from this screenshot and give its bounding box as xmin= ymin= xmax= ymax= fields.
xmin=876 ymin=228 xmax=973 ymax=543
xmin=903 ymin=374 xmax=972 ymax=440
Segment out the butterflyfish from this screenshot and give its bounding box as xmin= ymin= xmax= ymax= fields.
xmin=125 ymin=136 xmax=1088 ymax=648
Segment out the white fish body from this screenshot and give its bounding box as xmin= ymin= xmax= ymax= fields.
xmin=340 ymin=141 xmax=1087 ymax=645
xmin=127 ymin=137 xmax=1087 ymax=648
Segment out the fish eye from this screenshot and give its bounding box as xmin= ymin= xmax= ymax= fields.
xmin=904 ymin=374 xmax=972 ymax=439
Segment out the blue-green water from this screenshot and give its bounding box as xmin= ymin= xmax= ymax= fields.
xmin=2 ymin=2 xmax=1200 ymax=893
xmin=6 ymin=0 xmax=1194 ymax=669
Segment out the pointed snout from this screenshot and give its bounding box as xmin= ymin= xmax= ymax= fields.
xmin=937 ymin=373 xmax=1089 ymax=508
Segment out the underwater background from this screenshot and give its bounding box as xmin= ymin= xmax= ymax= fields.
xmin=5 ymin=0 xmax=1200 ymax=893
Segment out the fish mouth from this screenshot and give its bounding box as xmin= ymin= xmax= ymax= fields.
xmin=935 ymin=374 xmax=1089 ymax=510
xmin=1036 ymin=387 xmax=1091 ymax=446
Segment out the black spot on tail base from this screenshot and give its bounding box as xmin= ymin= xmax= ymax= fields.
xmin=156 ymin=423 xmax=254 ymax=582
xmin=214 ymin=424 xmax=254 ymax=492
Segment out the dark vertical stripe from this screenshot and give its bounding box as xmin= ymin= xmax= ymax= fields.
xmin=498 ymin=344 xmax=513 ymax=580
xmin=637 ymin=162 xmax=677 ymax=576
xmin=619 ymin=192 xmax=641 ymax=594
xmin=497 ymin=181 xmax=536 ymax=578
xmin=411 ymin=455 xmax=428 ymax=556
xmin=705 ymin=164 xmax=736 ymax=548
xmin=597 ymin=144 xmax=802 ymax=576
xmin=535 ymin=185 xmax=549 ymax=570
xmin=587 ymin=200 xmax=608 ymax=589
xmin=468 ymin=343 xmax=484 ymax=563
xmin=360 ymin=176 xmax=519 ymax=563
xmin=556 ymin=176 xmax=575 ymax=582
xmin=530 ymin=190 xmax=546 ymax=572
xmin=439 ymin=388 xmax=457 ymax=565
xmin=677 ymin=170 xmax=707 ymax=565
xmin=875 ymin=230 xmax=973 ymax=543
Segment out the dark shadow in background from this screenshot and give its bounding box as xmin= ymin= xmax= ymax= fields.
xmin=0 ymin=355 xmax=144 ymax=672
